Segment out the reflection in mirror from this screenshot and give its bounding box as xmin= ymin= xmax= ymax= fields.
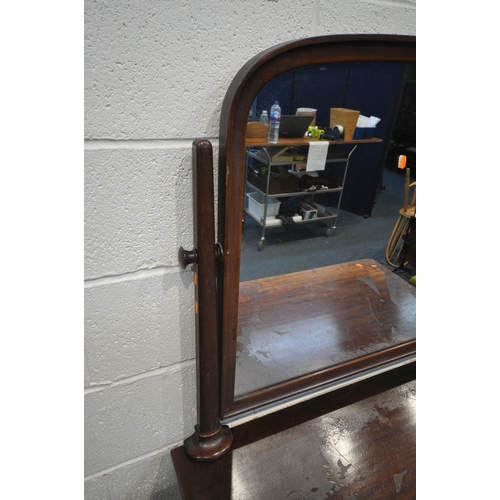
xmin=235 ymin=260 xmax=416 ymax=397
xmin=235 ymin=61 xmax=416 ymax=399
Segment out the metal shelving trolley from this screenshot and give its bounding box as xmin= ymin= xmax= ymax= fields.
xmin=244 ymin=137 xmax=381 ymax=250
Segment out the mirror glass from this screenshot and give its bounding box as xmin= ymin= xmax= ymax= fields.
xmin=234 ymin=61 xmax=416 ymax=398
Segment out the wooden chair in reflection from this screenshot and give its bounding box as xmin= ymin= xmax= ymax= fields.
xmin=386 ymin=164 xmax=416 ymax=269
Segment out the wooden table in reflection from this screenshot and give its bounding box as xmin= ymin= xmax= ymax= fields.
xmin=235 ymin=258 xmax=416 ymax=397
xmin=171 ymin=363 xmax=416 ymax=499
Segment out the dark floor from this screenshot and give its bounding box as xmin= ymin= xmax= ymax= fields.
xmin=240 ymin=166 xmax=416 ymax=283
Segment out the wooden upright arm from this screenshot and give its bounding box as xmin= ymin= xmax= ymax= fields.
xmin=178 ymin=139 xmax=233 ymax=461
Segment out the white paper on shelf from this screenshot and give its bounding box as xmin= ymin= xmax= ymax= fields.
xmin=306 ymin=141 xmax=329 ymax=172
xmin=265 ymin=215 xmax=302 ymax=227
xmin=264 ymin=218 xmax=282 ymax=227
xmin=356 ymin=115 xmax=381 ymax=127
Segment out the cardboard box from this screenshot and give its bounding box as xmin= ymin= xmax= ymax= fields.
xmin=246 ymin=165 xmax=301 ymax=194
xmin=330 ymin=108 xmax=360 ymax=141
xmin=246 ymin=121 xmax=269 ymax=139
xmin=257 ymin=146 xmax=294 ymax=163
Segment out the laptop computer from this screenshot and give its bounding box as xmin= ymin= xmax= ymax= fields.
xmin=278 ymin=115 xmax=314 ymax=138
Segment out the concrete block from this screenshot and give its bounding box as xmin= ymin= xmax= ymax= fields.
xmin=83 ymin=477 xmax=109 ymax=500
xmin=84 ymin=147 xmax=193 ymax=279
xmin=316 ymin=0 xmax=416 ymax=35
xmin=85 ymin=269 xmax=195 ymax=385
xmin=84 ymin=0 xmax=312 ymax=139
xmin=85 ymin=351 xmax=91 ymax=388
xmin=85 ymin=450 xmax=181 ymax=500
xmin=84 ymin=362 xmax=196 ymax=476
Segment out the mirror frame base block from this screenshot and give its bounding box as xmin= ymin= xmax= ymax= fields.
xmin=184 ymin=424 xmax=233 ymax=461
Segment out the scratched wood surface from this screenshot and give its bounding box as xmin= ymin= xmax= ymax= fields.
xmin=235 ymin=259 xmax=416 ymax=397
xmin=171 ymin=363 xmax=416 ymax=500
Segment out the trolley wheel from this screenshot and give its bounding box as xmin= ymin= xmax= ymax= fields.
xmin=258 ymin=240 xmax=264 ymax=251
xmin=326 ymin=227 xmax=334 ymax=237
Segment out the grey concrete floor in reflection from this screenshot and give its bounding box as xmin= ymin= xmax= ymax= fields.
xmin=240 ymin=167 xmax=415 ymax=282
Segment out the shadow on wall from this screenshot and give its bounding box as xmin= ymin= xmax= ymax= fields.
xmin=147 ymin=454 xmax=182 ymax=500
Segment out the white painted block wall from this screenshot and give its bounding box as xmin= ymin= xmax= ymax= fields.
xmin=84 ymin=0 xmax=416 ymax=498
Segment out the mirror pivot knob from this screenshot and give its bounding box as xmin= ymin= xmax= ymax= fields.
xmin=178 ymin=246 xmax=198 ymax=269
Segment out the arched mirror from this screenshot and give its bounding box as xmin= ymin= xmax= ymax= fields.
xmin=217 ymin=35 xmax=416 ymax=422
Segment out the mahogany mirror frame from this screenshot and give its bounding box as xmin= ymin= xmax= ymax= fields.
xmin=217 ymin=34 xmax=416 ymax=422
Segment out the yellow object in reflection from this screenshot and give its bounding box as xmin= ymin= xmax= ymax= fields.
xmin=308 ymin=126 xmax=324 ymax=140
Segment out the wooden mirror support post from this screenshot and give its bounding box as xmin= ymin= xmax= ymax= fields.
xmin=178 ymin=139 xmax=233 ymax=461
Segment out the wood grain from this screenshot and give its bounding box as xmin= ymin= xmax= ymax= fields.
xmin=171 ymin=363 xmax=416 ymax=500
xmin=233 ymin=259 xmax=416 ymax=403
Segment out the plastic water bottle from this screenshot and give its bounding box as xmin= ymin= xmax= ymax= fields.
xmin=267 ymin=100 xmax=281 ymax=143
xmin=259 ymin=110 xmax=269 ymax=124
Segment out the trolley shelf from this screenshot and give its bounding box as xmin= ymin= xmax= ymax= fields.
xmin=245 ymin=137 xmax=382 ymax=147
xmin=246 ymin=179 xmax=343 ymax=199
